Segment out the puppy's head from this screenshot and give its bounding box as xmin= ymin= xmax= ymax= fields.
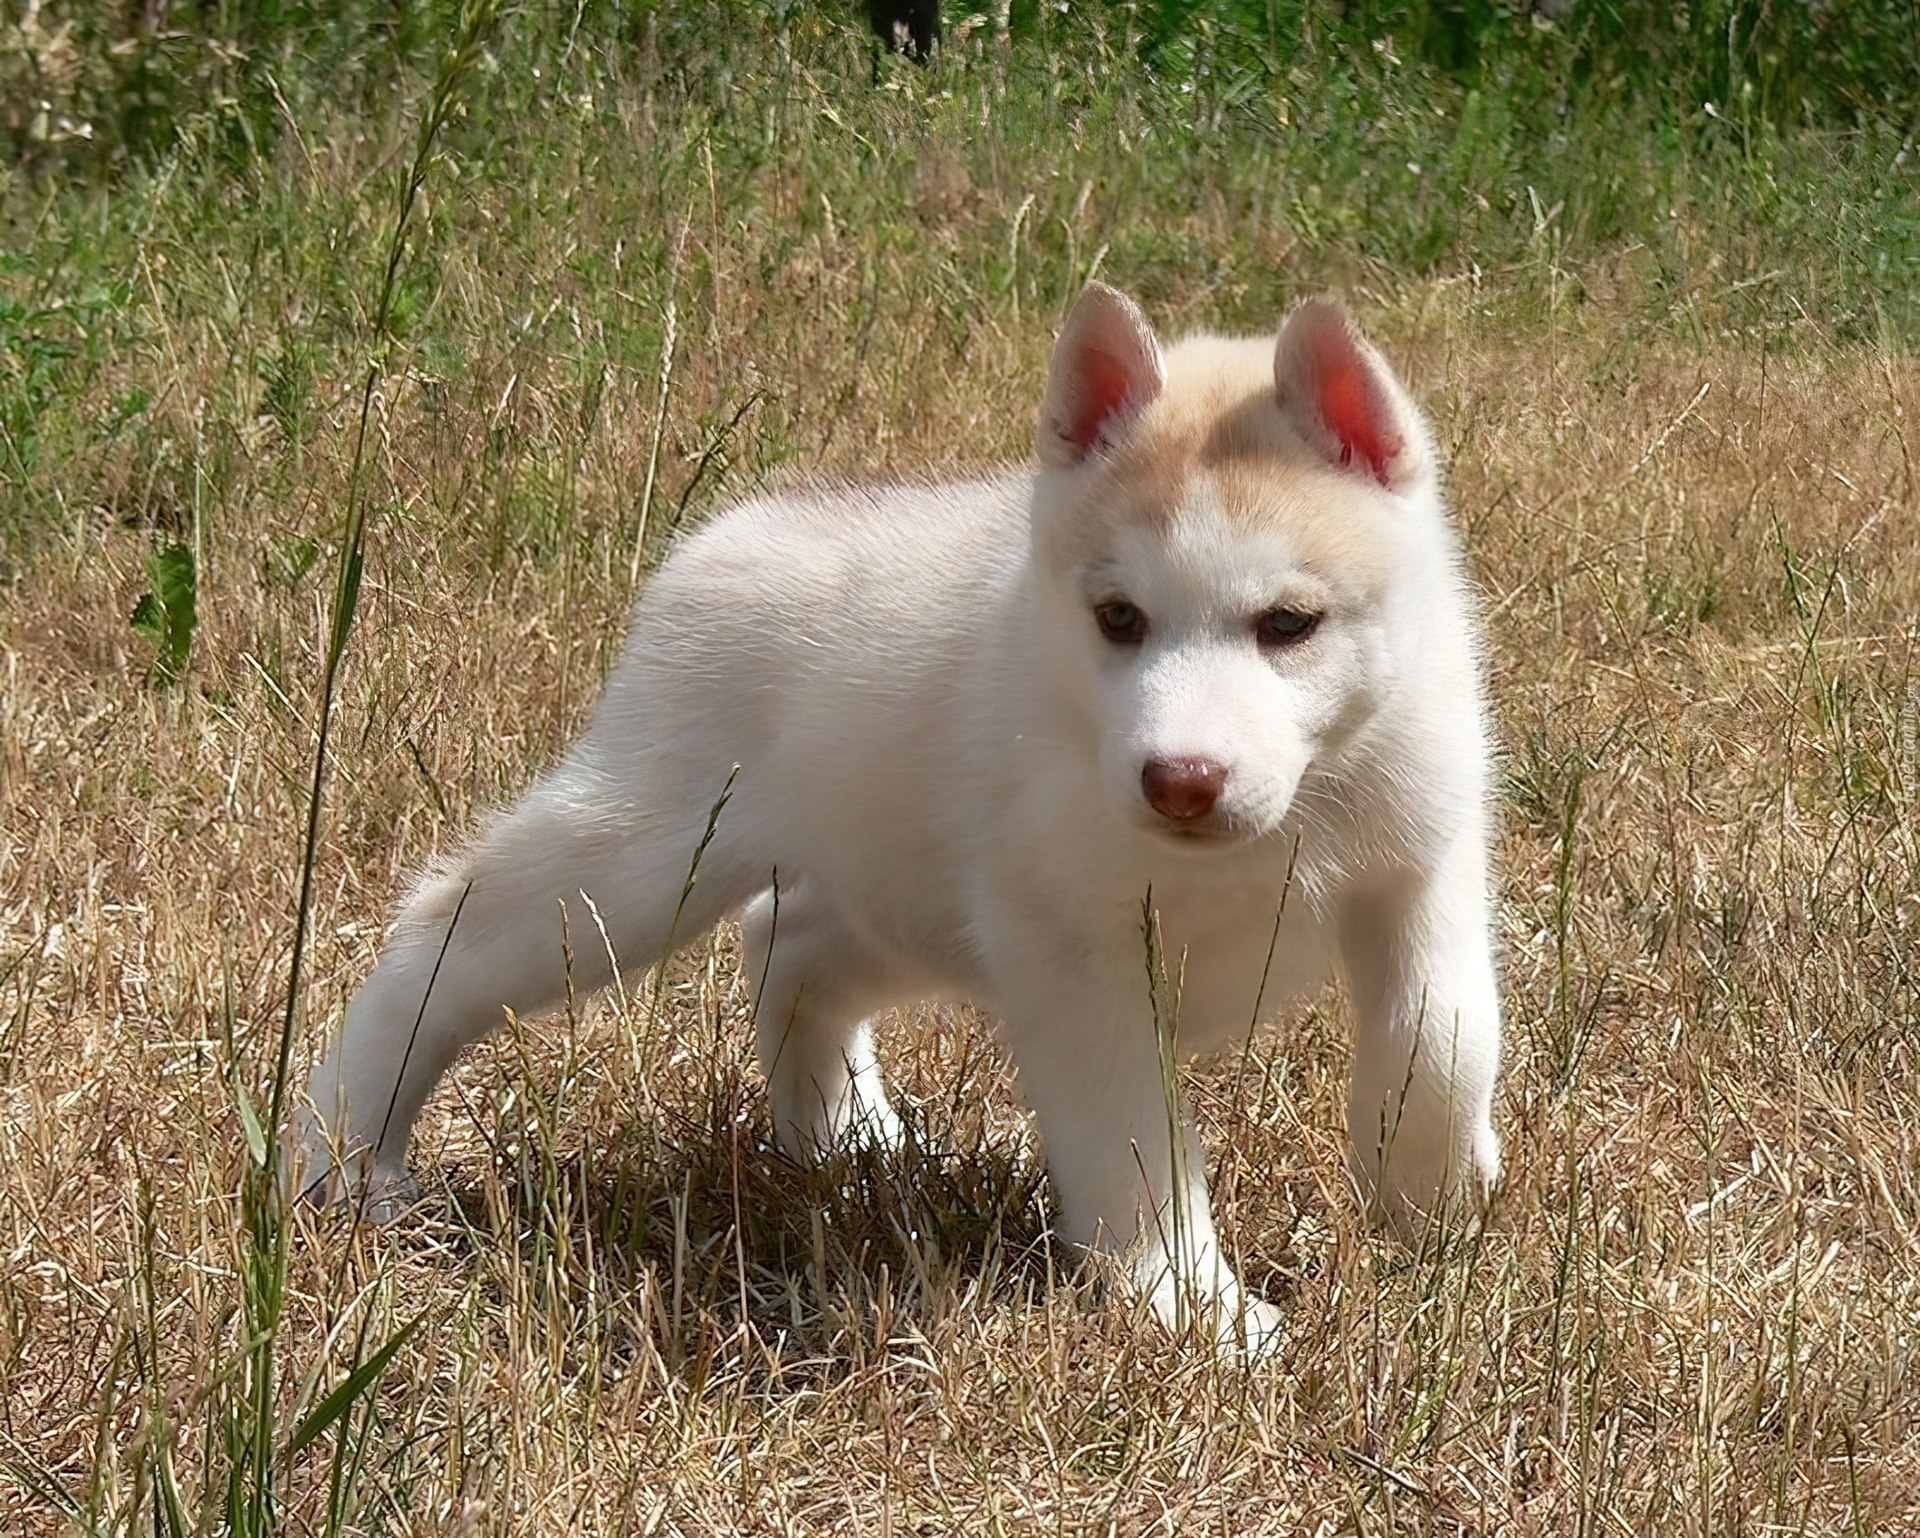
xmin=1031 ymin=283 xmax=1438 ymax=845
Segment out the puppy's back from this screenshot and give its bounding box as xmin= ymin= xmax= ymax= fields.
xmin=578 ymin=473 xmax=1033 ymax=811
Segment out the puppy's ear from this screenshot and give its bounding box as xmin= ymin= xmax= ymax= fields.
xmin=1275 ymin=299 xmax=1430 ymax=494
xmin=1039 ymin=283 xmax=1165 ymax=470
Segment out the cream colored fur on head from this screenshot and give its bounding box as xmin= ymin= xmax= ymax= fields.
xmin=301 ymin=282 xmax=1502 ymax=1353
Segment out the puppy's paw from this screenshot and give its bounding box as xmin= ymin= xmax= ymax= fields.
xmin=288 ymin=1119 xmax=426 ymax=1223
xmin=845 ymin=1093 xmax=907 ymax=1156
xmin=1213 ymin=1294 xmax=1286 ymax=1360
xmin=1142 ymin=1267 xmax=1285 ymax=1359
xmin=1469 ymin=1121 xmax=1501 ymax=1201
xmin=309 ymin=1163 xmax=426 ymax=1223
xmin=1352 ymin=1121 xmax=1500 ymax=1238
xmin=349 ymin=1163 xmax=426 ymax=1223
xmin=773 ymin=1084 xmax=908 ymax=1163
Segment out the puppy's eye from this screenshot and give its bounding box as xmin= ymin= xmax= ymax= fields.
xmin=1255 ymin=607 xmax=1320 ymax=647
xmin=1095 ymin=601 xmax=1147 ymax=645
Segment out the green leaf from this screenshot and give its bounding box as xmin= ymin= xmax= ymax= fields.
xmin=129 ymin=592 xmax=163 ymax=635
xmin=234 ymin=1079 xmax=268 ymax=1168
xmin=108 ymin=386 xmax=149 ymax=431
xmin=129 ymin=542 xmax=197 ymax=682
xmin=326 ymin=542 xmax=363 ymax=664
xmin=152 ymin=1444 xmax=190 ymax=1538
xmin=284 ymin=1316 xmax=421 ymax=1461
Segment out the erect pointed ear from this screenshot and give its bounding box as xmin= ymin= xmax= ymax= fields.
xmin=1038 ymin=283 xmax=1165 ymax=471
xmin=1274 ymin=298 xmax=1430 ymax=494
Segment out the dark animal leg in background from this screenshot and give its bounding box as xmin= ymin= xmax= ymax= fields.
xmin=867 ymin=0 xmax=939 ymax=60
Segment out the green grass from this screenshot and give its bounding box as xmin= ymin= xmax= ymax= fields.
xmin=4 ymin=2 xmax=1918 ymax=573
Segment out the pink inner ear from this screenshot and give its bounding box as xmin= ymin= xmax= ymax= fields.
xmin=1315 ymin=347 xmax=1401 ymax=486
xmin=1068 ymin=348 xmax=1136 ymax=452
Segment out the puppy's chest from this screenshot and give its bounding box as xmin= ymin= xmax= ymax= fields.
xmin=1146 ymin=897 xmax=1338 ymax=1055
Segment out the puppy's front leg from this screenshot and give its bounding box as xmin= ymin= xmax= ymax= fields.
xmin=1004 ymin=987 xmax=1279 ymax=1350
xmin=1339 ymin=834 xmax=1502 ymax=1228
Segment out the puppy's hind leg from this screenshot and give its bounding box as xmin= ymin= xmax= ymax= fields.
xmin=300 ymin=759 xmax=757 ymax=1203
xmin=742 ymin=887 xmax=907 ymax=1161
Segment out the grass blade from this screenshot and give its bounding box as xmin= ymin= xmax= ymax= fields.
xmin=283 ymin=1316 xmax=421 ymax=1462
xmin=235 ymin=1078 xmax=269 ymax=1169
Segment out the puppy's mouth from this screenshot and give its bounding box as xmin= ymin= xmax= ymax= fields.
xmin=1142 ymin=810 xmax=1249 ymax=845
xmin=1136 ymin=791 xmax=1295 ymax=846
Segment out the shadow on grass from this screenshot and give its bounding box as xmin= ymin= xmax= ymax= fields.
xmin=413 ymin=1071 xmax=1060 ymax=1372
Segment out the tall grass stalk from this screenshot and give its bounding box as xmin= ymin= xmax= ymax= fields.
xmin=641 ymin=764 xmax=740 ymax=1079
xmin=225 ymin=5 xmax=499 ymax=1532
xmin=1140 ymin=892 xmax=1193 ymax=1336
xmin=629 ymin=231 xmax=687 ymax=586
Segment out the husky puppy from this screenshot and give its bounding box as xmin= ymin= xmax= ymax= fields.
xmin=302 ymin=284 xmax=1501 ymax=1346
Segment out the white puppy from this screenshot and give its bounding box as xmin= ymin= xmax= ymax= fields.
xmin=302 ymin=284 xmax=1501 ymax=1346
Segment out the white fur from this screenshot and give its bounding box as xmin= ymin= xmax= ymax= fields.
xmin=301 ymin=286 xmax=1501 ymax=1351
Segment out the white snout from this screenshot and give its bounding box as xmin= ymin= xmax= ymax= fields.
xmin=1109 ymin=646 xmax=1311 ymax=841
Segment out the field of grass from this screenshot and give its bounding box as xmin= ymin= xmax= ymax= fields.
xmin=4 ymin=5 xmax=1920 ymax=1533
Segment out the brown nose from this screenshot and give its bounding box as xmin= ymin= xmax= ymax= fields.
xmin=1142 ymin=758 xmax=1228 ymax=823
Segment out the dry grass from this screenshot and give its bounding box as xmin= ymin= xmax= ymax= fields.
xmin=4 ymin=39 xmax=1920 ymax=1535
